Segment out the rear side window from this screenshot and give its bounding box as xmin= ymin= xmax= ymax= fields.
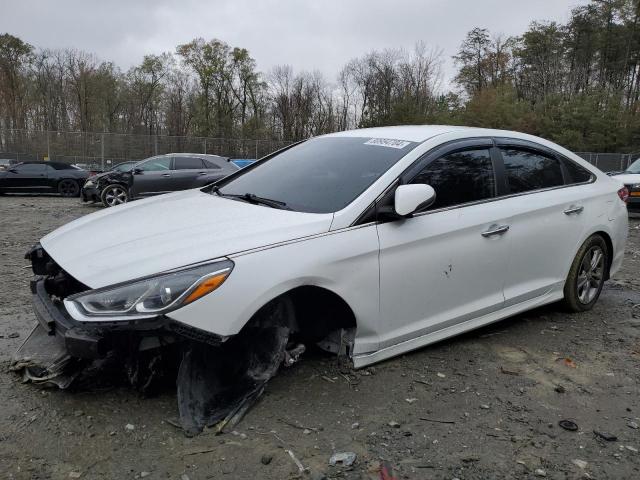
xmin=411 ymin=149 xmax=495 ymax=210
xmin=15 ymin=163 xmax=46 ymax=173
xmin=562 ymin=158 xmax=594 ymax=184
xmin=174 ymin=156 xmax=205 ymax=170
xmin=49 ymin=163 xmax=76 ymax=170
xmin=202 ymin=158 xmax=222 ymax=169
xmin=501 ymin=148 xmax=563 ymax=193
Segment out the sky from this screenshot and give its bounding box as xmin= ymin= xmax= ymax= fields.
xmin=0 ymin=0 xmax=590 ymax=86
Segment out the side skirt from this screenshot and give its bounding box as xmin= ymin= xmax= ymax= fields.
xmin=352 ymin=288 xmax=564 ymax=368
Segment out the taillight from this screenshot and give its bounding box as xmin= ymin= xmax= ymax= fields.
xmin=618 ymin=186 xmax=629 ymax=204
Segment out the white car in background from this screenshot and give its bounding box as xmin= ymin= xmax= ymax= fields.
xmin=19 ymin=125 xmax=629 ymax=433
xmin=608 ymin=157 xmax=640 ymax=214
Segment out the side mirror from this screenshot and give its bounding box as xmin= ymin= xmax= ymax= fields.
xmin=8 ymin=168 xmax=18 ymax=173
xmin=394 ymin=184 xmax=436 ymax=217
xmin=132 ymin=167 xmax=143 ymax=175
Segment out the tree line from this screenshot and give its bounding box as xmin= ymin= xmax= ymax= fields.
xmin=0 ymin=0 xmax=639 ymax=153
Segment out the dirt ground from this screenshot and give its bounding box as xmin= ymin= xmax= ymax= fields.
xmin=1 ymin=196 xmax=639 ymax=480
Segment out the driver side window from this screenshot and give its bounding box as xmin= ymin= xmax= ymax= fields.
xmin=411 ymin=149 xmax=496 ymax=210
xmin=138 ymin=156 xmax=172 ymax=172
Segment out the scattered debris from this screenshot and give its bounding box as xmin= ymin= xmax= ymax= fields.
xmin=593 ymin=430 xmax=617 ymax=441
xmin=500 ymin=366 xmax=521 ymax=375
xmin=284 ymin=344 xmax=306 ymax=367
xmin=534 ymin=468 xmax=547 ymax=477
xmin=436 ymin=372 xmax=446 ymax=378
xmin=8 ymin=332 xmax=20 ymax=338
xmin=260 ymin=454 xmax=273 ymax=465
xmin=559 ymin=420 xmax=579 ymax=431
xmin=125 ymin=424 xmax=135 ymax=431
xmin=388 ymin=421 xmax=401 ymax=428
xmin=480 ymin=404 xmax=490 ymax=410
xmin=379 ymin=461 xmax=398 ymax=480
xmin=557 ymin=357 xmax=577 ymax=368
xmin=554 ymin=384 xmax=566 ymax=393
xmin=351 ymin=422 xmax=360 ymax=429
xmin=419 ymin=417 xmax=456 ymax=424
xmin=572 ymin=459 xmax=588 ymax=469
xmin=625 ymin=445 xmax=638 ymax=453
xmin=287 ymin=449 xmax=307 ymax=473
xmin=140 ymin=472 xmax=151 ymax=478
xmin=405 ymin=398 xmax=418 ymax=404
xmin=68 ymin=472 xmax=82 ymax=479
xmin=628 ymin=421 xmax=639 ymax=430
xmin=329 ymin=452 xmax=357 ymax=467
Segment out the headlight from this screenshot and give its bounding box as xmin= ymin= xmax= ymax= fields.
xmin=632 ymin=184 xmax=640 ymax=189
xmin=64 ymin=259 xmax=233 ymax=321
xmin=84 ymin=180 xmax=94 ymax=187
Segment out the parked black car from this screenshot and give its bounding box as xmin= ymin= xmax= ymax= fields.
xmin=0 ymin=161 xmax=89 ymax=196
xmin=81 ymin=153 xmax=238 ymax=207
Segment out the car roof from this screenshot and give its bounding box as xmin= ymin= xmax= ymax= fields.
xmin=323 ymin=125 xmax=553 ymax=144
xmin=155 ymin=153 xmax=227 ymax=159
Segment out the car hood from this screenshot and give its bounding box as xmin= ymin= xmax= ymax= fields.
xmin=610 ymin=173 xmax=640 ymax=185
xmin=41 ymin=189 xmax=334 ymax=288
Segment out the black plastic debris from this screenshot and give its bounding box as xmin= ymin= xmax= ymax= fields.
xmin=10 ymin=324 xmax=84 ymax=388
xmin=177 ymin=325 xmax=291 ymax=436
xmin=593 ymin=430 xmax=617 ymax=441
xmin=559 ymin=419 xmax=579 ymax=431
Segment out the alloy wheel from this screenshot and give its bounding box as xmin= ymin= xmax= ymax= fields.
xmin=576 ymin=246 xmax=604 ymax=304
xmin=58 ymin=179 xmax=79 ymax=197
xmin=104 ymin=186 xmax=128 ymax=207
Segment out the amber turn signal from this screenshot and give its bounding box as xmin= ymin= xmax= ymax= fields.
xmin=183 ymin=272 xmax=230 ymax=305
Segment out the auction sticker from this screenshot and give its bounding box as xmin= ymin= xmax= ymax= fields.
xmin=364 ymin=138 xmax=411 ymax=149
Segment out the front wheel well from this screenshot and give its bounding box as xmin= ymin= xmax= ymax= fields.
xmin=249 ymin=286 xmax=356 ymax=344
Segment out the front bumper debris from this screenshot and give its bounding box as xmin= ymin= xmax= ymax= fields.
xmin=13 ymin=244 xmax=305 ymax=436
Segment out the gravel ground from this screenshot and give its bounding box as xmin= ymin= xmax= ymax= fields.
xmin=1 ymin=195 xmax=640 ymax=480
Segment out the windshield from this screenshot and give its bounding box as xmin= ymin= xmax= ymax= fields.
xmin=626 ymin=158 xmax=640 ymax=173
xmin=218 ymin=137 xmax=417 ymax=213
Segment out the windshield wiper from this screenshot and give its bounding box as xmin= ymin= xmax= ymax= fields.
xmin=216 ymin=191 xmax=291 ymax=210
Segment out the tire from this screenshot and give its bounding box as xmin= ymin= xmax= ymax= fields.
xmin=561 ymin=235 xmax=608 ymax=312
xmin=58 ymin=179 xmax=80 ymax=197
xmin=100 ymin=184 xmax=129 ymax=207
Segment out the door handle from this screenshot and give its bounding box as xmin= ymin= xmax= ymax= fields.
xmin=481 ymin=224 xmax=510 ymax=237
xmin=563 ymin=205 xmax=584 ymax=215
xmin=198 ymin=172 xmax=207 ymax=175
xmin=161 ymin=173 xmax=171 ymax=177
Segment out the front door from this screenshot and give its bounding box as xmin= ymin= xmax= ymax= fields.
xmin=1 ymin=163 xmax=49 ymax=192
xmin=376 ymin=144 xmax=510 ymax=351
xmin=131 ymin=156 xmax=173 ymax=197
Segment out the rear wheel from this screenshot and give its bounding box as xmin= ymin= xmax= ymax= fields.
xmin=561 ymin=235 xmax=608 ymax=312
xmin=58 ymin=179 xmax=80 ymax=197
xmin=100 ymin=184 xmax=129 ymax=207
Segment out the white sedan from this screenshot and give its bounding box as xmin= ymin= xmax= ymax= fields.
xmin=19 ymin=125 xmax=629 ymax=433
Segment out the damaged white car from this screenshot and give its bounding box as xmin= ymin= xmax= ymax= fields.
xmin=14 ymin=126 xmax=628 ymax=435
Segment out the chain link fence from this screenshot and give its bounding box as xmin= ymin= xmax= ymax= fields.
xmin=575 ymin=152 xmax=640 ymax=172
xmin=0 ymin=129 xmax=294 ymax=171
xmin=1 ymin=128 xmax=639 ymax=174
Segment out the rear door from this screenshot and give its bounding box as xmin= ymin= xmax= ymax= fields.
xmin=130 ymin=156 xmax=173 ymax=197
xmin=494 ymin=139 xmax=591 ymax=306
xmin=376 ymin=140 xmax=510 ymax=350
xmin=171 ymin=156 xmax=209 ymax=190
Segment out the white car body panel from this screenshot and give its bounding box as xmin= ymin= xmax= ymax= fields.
xmin=38 ymin=126 xmax=629 ymax=368
xmin=610 ymin=173 xmax=640 ymax=185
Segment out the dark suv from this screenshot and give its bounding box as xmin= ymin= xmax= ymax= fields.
xmin=82 ymin=154 xmax=238 ymax=207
